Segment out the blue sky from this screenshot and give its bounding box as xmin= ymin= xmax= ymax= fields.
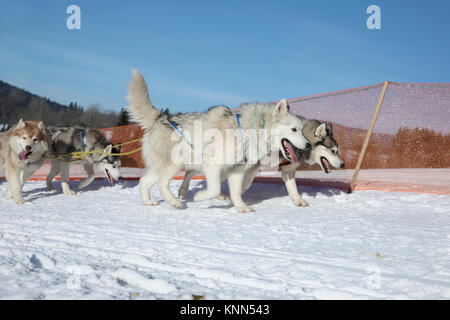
xmin=0 ymin=0 xmax=449 ymax=113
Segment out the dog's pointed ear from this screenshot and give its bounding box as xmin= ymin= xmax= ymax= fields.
xmin=315 ymin=123 xmax=327 ymax=138
xmin=17 ymin=118 xmax=25 ymax=128
xmin=37 ymin=121 xmax=45 ymax=130
xmin=112 ymin=144 xmax=121 ymax=154
xmin=326 ymin=122 xmax=333 ymax=133
xmin=273 ymin=98 xmax=289 ymax=116
xmin=104 ymin=144 xmax=113 ymax=154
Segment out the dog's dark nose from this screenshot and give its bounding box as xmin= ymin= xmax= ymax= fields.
xmin=305 ymin=143 xmax=311 ymax=149
xmin=26 ymin=145 xmax=32 ymax=151
xmin=340 ymin=162 xmax=345 ymax=168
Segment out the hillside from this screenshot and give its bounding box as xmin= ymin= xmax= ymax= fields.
xmin=0 ymin=80 xmax=118 ymax=129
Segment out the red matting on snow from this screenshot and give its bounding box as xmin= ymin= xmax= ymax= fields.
xmin=1 ymin=172 xmax=448 ymax=195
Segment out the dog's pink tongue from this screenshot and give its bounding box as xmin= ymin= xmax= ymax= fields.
xmin=286 ymin=141 xmax=298 ymax=163
xmin=19 ymin=150 xmax=28 ymax=161
xmin=323 ymin=158 xmax=331 ymax=173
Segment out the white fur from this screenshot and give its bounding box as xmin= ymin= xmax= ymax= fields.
xmin=127 ymin=70 xmax=310 ymax=213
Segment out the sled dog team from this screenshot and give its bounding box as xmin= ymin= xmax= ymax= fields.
xmin=0 ymin=70 xmax=344 ymax=211
xmin=0 ymin=122 xmax=121 ymax=204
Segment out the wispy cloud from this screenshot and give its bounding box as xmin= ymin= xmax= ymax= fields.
xmin=0 ymin=34 xmax=250 ymax=111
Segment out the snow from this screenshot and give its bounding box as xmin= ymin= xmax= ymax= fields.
xmin=0 ymin=179 xmax=449 ymax=299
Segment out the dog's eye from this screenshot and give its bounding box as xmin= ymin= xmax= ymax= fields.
xmin=291 ymin=128 xmax=297 ymax=132
xmin=33 ymin=138 xmax=38 ymax=142
xmin=22 ymin=137 xmax=27 ymax=140
xmin=112 ymin=165 xmax=116 ymax=169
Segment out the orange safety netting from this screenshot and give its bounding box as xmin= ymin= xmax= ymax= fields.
xmin=288 ymin=82 xmax=450 ymax=194
xmin=99 ymin=124 xmax=145 ymax=168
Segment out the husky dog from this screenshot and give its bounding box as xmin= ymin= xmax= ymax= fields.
xmin=179 ymin=117 xmax=345 ymax=207
xmin=127 ymin=70 xmax=310 ymax=213
xmin=0 ymin=119 xmax=50 ymax=204
xmin=273 ymin=118 xmax=345 ymax=206
xmin=46 ymin=126 xmax=121 ymax=195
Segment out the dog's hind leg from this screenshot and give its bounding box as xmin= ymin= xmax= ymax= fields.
xmin=193 ymin=165 xmax=222 ymax=202
xmin=157 ymin=164 xmax=184 ymax=209
xmin=281 ymin=166 xmax=309 ymax=207
xmin=60 ymin=162 xmax=75 ymax=195
xmin=78 ymin=164 xmax=95 ymax=189
xmin=46 ymin=160 xmax=61 ymax=191
xmin=227 ymin=168 xmax=254 ymax=213
xmin=178 ymin=170 xmax=197 ymax=199
xmin=140 ymin=170 xmax=159 ymax=206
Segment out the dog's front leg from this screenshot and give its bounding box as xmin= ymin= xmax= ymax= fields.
xmin=281 ymin=166 xmax=309 ymax=207
xmin=5 ymin=164 xmax=24 ymax=204
xmin=242 ymin=163 xmax=261 ymax=193
xmin=60 ymin=162 xmax=75 ymax=195
xmin=46 ymin=159 xmax=61 ymax=191
xmin=227 ymin=168 xmax=254 ymax=213
xmin=21 ymin=159 xmax=44 ymax=186
xmin=78 ymin=164 xmax=95 ymax=189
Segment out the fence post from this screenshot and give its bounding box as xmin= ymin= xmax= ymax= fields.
xmin=349 ymin=81 xmax=390 ymax=192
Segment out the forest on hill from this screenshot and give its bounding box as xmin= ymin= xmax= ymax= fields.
xmin=0 ymin=80 xmax=127 ymax=130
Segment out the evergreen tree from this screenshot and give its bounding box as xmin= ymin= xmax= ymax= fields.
xmin=117 ymin=107 xmax=130 ymax=126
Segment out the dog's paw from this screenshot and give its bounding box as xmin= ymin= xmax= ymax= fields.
xmin=216 ymin=194 xmax=230 ymax=201
xmin=193 ymin=190 xmax=210 ymax=202
xmin=293 ymin=198 xmax=309 ymax=207
xmin=63 ymin=190 xmax=75 ymax=196
xmin=168 ymin=199 xmax=184 ymax=209
xmin=15 ymin=198 xmax=25 ymax=205
xmin=143 ymin=200 xmax=160 ymax=206
xmin=236 ymin=205 xmax=254 ymax=213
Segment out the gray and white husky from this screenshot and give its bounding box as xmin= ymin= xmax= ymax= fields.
xmin=273 ymin=118 xmax=345 ymax=206
xmin=179 ymin=117 xmax=345 ymax=207
xmin=46 ymin=126 xmax=121 ymax=195
xmin=127 ymin=70 xmax=310 ymax=213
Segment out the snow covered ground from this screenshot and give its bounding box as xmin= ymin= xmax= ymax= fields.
xmin=0 ymin=179 xmax=449 ymax=299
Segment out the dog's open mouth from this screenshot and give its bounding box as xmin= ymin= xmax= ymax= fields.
xmin=281 ymin=139 xmax=298 ymax=164
xmin=105 ymin=169 xmax=115 ymax=186
xmin=320 ymin=157 xmax=331 ymax=174
xmin=19 ymin=149 xmax=32 ymax=161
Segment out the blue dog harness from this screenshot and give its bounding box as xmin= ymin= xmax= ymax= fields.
xmin=168 ymin=115 xmax=246 ymax=162
xmin=169 ymin=121 xmax=194 ymax=149
xmin=235 ymin=113 xmax=246 ymax=163
xmin=79 ymin=129 xmax=87 ymax=150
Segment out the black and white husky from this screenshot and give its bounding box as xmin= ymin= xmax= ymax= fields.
xmin=274 ymin=118 xmax=345 ymax=206
xmin=46 ymin=126 xmax=121 ymax=195
xmin=127 ymin=70 xmax=311 ymax=213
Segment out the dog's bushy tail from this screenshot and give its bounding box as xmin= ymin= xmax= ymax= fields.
xmin=127 ymin=70 xmax=160 ymax=130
